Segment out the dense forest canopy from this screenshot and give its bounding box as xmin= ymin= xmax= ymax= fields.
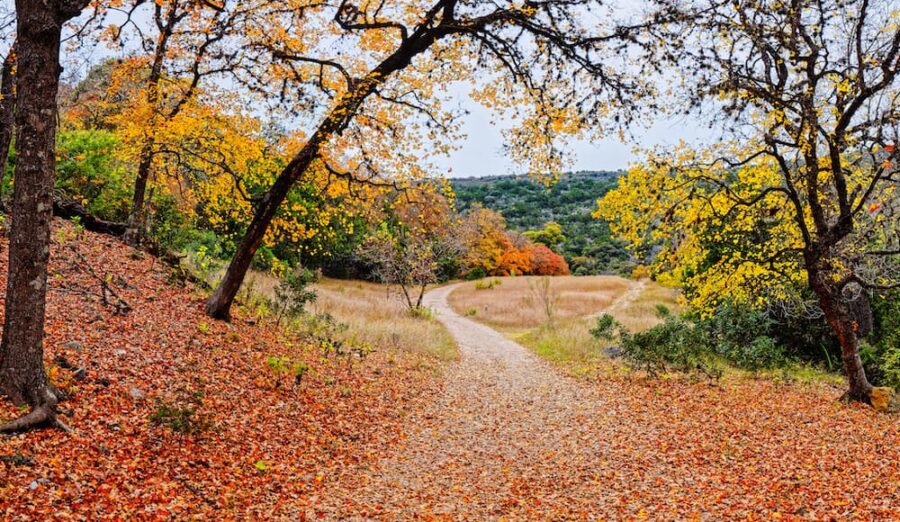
xmin=452 ymin=171 xmax=630 ymax=274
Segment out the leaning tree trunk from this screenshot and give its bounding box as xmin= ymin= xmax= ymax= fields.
xmin=205 ymin=31 xmax=443 ymax=320
xmin=810 ymin=271 xmax=874 ymax=403
xmin=0 ymin=42 xmax=16 ymax=189
xmin=205 ymin=150 xmax=314 ymax=320
xmin=123 ymin=141 xmax=154 ymax=246
xmin=0 ymin=0 xmax=86 ymax=433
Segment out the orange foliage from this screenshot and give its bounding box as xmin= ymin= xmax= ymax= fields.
xmin=528 ymin=244 xmax=570 ymax=276
xmin=495 ymin=236 xmax=533 ymax=276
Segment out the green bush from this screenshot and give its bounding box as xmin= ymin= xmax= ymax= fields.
xmin=146 ymin=194 xmax=201 ymax=254
xmin=865 ymin=290 xmax=900 ymax=388
xmin=695 ymin=302 xmax=787 ymax=371
xmin=589 ymin=313 xmax=622 ymax=341
xmin=55 ymin=130 xmax=132 ymax=221
xmin=271 ymin=267 xmax=319 ymax=325
xmin=619 ymin=317 xmax=722 ymax=380
xmin=150 ymin=397 xmax=213 ymax=434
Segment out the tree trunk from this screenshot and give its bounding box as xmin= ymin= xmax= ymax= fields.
xmin=205 ymin=31 xmax=443 ymax=321
xmin=0 ymin=0 xmax=86 ymax=432
xmin=810 ymin=271 xmax=874 ymax=402
xmin=205 ymin=151 xmax=313 ymax=320
xmin=0 ymin=42 xmax=16 ymax=190
xmin=123 ymin=142 xmax=153 ymax=246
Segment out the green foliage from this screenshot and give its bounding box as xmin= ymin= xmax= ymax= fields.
xmin=408 ymin=306 xmax=435 ymax=320
xmin=265 ymin=356 xmax=310 ymax=387
xmin=474 ymin=278 xmax=502 ymax=290
xmin=150 ymin=393 xmax=213 ymax=435
xmin=864 ymin=291 xmax=900 ymax=388
xmin=590 ymin=302 xmax=795 ymax=378
xmin=54 ymin=130 xmax=132 ymax=221
xmin=524 ymin=221 xmax=566 ymax=250
xmin=146 ymin=194 xmax=204 ymax=255
xmin=619 ymin=317 xmax=722 ymax=380
xmin=271 ymin=267 xmax=319 ymax=325
xmin=694 ymin=302 xmax=787 ymax=371
xmin=589 ymin=313 xmax=623 ymax=341
xmin=452 ymin=171 xmax=630 ymax=274
xmin=301 ymin=312 xmax=349 ymax=340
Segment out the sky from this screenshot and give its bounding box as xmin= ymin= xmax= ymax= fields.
xmin=434 ymin=99 xmax=714 ymax=178
xmin=429 ymin=64 xmax=718 ymax=179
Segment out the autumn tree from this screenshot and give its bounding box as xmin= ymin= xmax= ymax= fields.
xmin=457 ymin=205 xmax=509 ymax=277
xmin=0 ymin=0 xmax=91 ymax=432
xmin=93 ymin=0 xmax=249 ymax=245
xmin=357 ymin=188 xmax=460 ymax=310
xmin=524 ymin=221 xmax=566 ymax=252
xmin=607 ymin=0 xmax=900 ymax=402
xmin=204 ymin=0 xmax=660 ymax=319
xmin=530 ymin=244 xmax=570 ymax=276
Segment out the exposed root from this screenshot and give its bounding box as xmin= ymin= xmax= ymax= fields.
xmin=0 ymin=387 xmax=71 ymax=434
xmin=0 ymin=405 xmax=55 ymax=433
xmin=838 ymin=388 xmax=874 ymax=405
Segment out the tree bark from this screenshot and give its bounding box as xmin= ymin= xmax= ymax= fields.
xmin=123 ymin=142 xmax=154 ymax=245
xmin=809 ymin=271 xmax=874 ymax=402
xmin=205 ymin=149 xmax=315 ymax=319
xmin=123 ymin=9 xmax=174 ymax=247
xmin=0 ymin=42 xmax=16 ymax=190
xmin=0 ymin=0 xmax=86 ymax=433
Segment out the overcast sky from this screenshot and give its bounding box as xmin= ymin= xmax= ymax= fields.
xmin=432 ymin=85 xmax=715 ymax=179
xmin=42 ymin=0 xmax=716 ymax=180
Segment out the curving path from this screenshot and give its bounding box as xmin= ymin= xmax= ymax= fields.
xmin=315 ymin=282 xmax=651 ymax=519
xmin=310 ymin=280 xmax=900 ymax=520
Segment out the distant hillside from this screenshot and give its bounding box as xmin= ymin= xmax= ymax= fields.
xmin=451 ymin=171 xmax=631 ymax=275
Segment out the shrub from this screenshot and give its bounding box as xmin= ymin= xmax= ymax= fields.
xmin=620 ymin=317 xmax=722 ymax=380
xmin=265 ymin=356 xmax=310 ymax=387
xmin=865 ymin=290 xmax=900 ymax=388
xmin=589 ymin=313 xmax=622 ymax=341
xmin=474 ymin=278 xmax=502 ymax=290
xmin=631 ymin=264 xmax=651 ymax=280
xmin=694 ymin=302 xmax=787 ymax=371
xmin=409 ymin=306 xmax=435 ymax=320
xmin=150 ymin=396 xmax=213 ymax=434
xmin=271 ymin=267 xmax=319 ymax=326
xmin=55 ymin=130 xmax=132 ymax=221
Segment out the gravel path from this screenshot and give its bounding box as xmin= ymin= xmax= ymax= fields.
xmin=318 ymin=282 xmax=640 ymax=519
xmin=313 ymin=282 xmax=900 ymax=520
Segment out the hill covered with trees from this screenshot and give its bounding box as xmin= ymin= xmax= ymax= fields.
xmin=452 ymin=171 xmax=630 ymax=275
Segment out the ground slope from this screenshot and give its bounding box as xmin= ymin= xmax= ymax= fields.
xmin=317 ymin=283 xmax=900 ymax=520
xmin=0 ymin=221 xmax=442 ymax=519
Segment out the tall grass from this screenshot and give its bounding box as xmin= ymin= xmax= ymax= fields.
xmin=516 ymin=282 xmax=681 ymax=377
xmin=242 ymin=273 xmax=458 ymax=362
xmin=447 ymin=275 xmax=632 ymax=333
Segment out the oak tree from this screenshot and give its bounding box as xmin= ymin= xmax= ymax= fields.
xmin=205 ymin=0 xmax=655 ymax=319
xmin=0 ymin=0 xmax=91 ymax=432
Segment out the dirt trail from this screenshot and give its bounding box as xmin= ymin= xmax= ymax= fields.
xmin=315 ymin=281 xmax=650 ymax=519
xmin=590 ymin=277 xmax=647 ymax=318
xmin=312 ymin=280 xmax=900 ymax=520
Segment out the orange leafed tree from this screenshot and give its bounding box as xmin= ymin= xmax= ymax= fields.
xmin=529 ymin=244 xmax=570 ymax=276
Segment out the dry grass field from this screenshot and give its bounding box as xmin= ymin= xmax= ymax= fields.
xmin=448 ymin=275 xmax=680 ymax=376
xmin=446 ymin=275 xmax=633 ymax=334
xmin=518 ymin=282 xmax=681 ymax=376
xmin=241 ymin=273 xmax=458 ymax=362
